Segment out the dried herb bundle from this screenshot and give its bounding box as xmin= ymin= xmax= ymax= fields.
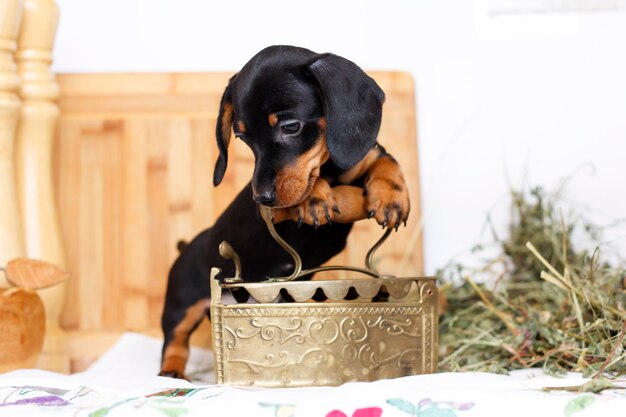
xmin=438 ymin=187 xmax=626 ymax=377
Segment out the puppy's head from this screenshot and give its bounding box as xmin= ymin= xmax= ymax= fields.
xmin=214 ymin=45 xmax=384 ymax=208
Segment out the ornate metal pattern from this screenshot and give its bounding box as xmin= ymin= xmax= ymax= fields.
xmin=211 ymin=269 xmax=438 ymax=387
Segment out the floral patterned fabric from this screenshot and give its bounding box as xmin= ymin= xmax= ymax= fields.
xmin=0 ymin=333 xmax=623 ymax=417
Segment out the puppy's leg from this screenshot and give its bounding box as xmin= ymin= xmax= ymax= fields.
xmin=272 ymin=181 xmax=367 ymax=225
xmin=340 ymin=144 xmax=410 ymax=230
xmin=160 ymin=297 xmax=210 ymax=379
xmin=160 ymin=228 xmax=215 ymax=379
xmin=364 ymin=155 xmax=410 ymax=229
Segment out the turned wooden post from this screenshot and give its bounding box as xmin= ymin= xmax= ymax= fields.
xmin=0 ymin=0 xmax=25 ymax=281
xmin=14 ymin=0 xmax=68 ymax=373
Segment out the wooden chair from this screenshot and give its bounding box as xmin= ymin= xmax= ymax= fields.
xmin=1 ymin=0 xmax=424 ymax=375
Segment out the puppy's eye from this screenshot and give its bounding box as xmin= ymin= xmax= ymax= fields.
xmin=280 ymin=121 xmax=302 ymax=136
xmin=235 ymin=133 xmax=248 ymax=142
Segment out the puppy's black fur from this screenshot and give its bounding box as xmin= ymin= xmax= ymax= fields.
xmin=160 ymin=46 xmax=408 ymax=379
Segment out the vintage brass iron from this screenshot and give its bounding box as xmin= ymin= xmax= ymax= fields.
xmin=210 ymin=206 xmax=438 ymax=387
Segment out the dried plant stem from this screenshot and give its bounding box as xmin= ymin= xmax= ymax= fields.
xmin=528 ymin=242 xmax=624 ymax=319
xmin=592 ymin=322 xmax=626 ymax=379
xmin=466 ymin=277 xmax=518 ymax=334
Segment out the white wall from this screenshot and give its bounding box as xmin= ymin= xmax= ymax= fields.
xmin=53 ymin=0 xmax=626 ymax=274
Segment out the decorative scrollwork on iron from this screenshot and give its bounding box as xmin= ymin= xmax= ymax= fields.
xmin=308 ymin=318 xmax=340 ymax=345
xmin=340 ymin=317 xmax=369 ymax=343
xmin=366 ymin=315 xmax=422 ymax=337
xmin=229 ymin=317 xmax=306 ymax=345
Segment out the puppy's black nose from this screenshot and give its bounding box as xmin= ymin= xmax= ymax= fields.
xmin=254 ymin=190 xmax=276 ymax=206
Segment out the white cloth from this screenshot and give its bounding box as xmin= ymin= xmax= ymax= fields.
xmin=0 ymin=332 xmax=624 ymax=416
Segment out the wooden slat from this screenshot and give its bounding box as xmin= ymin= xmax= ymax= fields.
xmin=78 ymin=121 xmax=104 ymax=330
xmin=56 ymin=72 xmax=409 ymax=96
xmin=56 ymin=73 xmax=232 ymax=96
xmin=124 ymin=120 xmax=149 ymax=330
xmin=190 ymin=118 xmax=215 ymax=230
xmin=56 ymin=72 xmax=414 ymax=116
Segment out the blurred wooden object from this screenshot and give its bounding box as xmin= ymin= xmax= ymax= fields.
xmin=0 ymin=287 xmax=45 ymax=373
xmin=5 ymin=258 xmax=69 ymax=289
xmin=14 ymin=0 xmax=68 ymax=373
xmin=54 ymin=72 xmax=422 ymax=371
xmin=0 ymin=0 xmax=25 ymax=283
xmin=0 ymin=258 xmax=67 ymax=372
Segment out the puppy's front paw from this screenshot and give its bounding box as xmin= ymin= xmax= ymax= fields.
xmin=159 ymin=369 xmax=189 ymax=381
xmin=159 ymin=354 xmax=190 ymax=381
xmin=365 ymin=177 xmax=410 ymax=230
xmin=288 ymin=178 xmax=339 ymax=228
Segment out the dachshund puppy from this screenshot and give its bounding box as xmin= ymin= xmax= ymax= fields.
xmin=160 ymin=45 xmax=410 ymax=379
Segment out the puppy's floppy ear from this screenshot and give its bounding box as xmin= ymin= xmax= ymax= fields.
xmin=306 ymin=53 xmax=385 ymax=169
xmin=213 ymin=78 xmax=235 ymax=186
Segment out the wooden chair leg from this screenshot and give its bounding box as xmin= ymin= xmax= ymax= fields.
xmin=14 ymin=0 xmax=68 ymax=373
xmin=0 ymin=0 xmax=26 ymax=280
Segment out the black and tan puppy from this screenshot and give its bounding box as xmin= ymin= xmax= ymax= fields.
xmin=160 ymin=45 xmax=410 ymax=379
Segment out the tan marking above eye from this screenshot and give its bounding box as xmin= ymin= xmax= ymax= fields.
xmin=237 ymin=120 xmax=246 ymax=133
xmin=268 ymin=113 xmax=278 ymax=127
